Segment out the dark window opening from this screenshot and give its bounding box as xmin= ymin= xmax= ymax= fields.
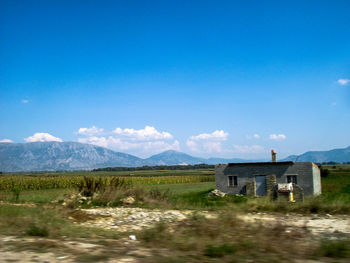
xmin=287 ymin=175 xmax=297 ymax=184
xmin=228 ymin=176 xmax=238 ymax=187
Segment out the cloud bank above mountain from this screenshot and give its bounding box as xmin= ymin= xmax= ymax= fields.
xmin=24 ymin=133 xmax=63 ymax=142
xmin=77 ymin=126 xmax=180 ymax=157
xmin=186 ymin=130 xmax=228 ymax=153
xmin=3 ymin=126 xmax=291 ymax=158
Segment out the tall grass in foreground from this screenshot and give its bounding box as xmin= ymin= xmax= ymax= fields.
xmin=0 ymin=204 xmax=120 ymax=239
xmin=1 ymin=204 xmax=348 ymax=262
xmin=139 ymin=211 xmax=350 ymax=262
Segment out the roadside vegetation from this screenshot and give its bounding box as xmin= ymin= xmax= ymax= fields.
xmin=0 ymin=166 xmax=349 ymax=261
xmin=1 ymin=166 xmax=349 ymax=213
xmin=138 ymin=212 xmax=350 ymax=262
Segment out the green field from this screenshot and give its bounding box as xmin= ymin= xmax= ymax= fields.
xmin=1 ymin=166 xmax=350 ymax=212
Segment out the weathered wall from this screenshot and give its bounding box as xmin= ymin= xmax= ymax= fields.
xmin=293 ymin=184 xmax=304 ymax=202
xmin=215 ymin=162 xmax=321 ymax=197
xmin=266 ymin=174 xmax=277 ymax=198
xmin=312 ymin=163 xmax=322 ymax=195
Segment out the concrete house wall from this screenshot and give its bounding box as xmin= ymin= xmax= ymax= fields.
xmin=312 ymin=163 xmax=322 ymax=195
xmin=215 ymin=162 xmax=321 ymax=197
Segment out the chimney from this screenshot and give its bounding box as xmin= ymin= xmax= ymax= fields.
xmin=271 ymin=149 xmax=277 ymax=163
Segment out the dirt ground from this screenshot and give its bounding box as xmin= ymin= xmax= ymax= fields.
xmin=239 ymin=212 xmax=350 ymax=237
xmin=78 ymin=207 xmax=350 ymax=236
xmin=1 ymin=208 xmax=349 ymax=262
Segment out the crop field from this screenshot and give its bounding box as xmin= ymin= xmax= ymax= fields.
xmin=0 ymin=171 xmax=215 ymax=191
xmin=4 ymin=168 xmax=214 ymax=177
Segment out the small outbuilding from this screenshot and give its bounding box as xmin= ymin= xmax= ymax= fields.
xmin=215 ymin=150 xmax=321 ymax=199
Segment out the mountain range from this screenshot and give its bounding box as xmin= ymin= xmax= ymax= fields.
xmin=0 ymin=142 xmax=349 ymax=172
xmin=282 ymin=146 xmax=350 ymax=163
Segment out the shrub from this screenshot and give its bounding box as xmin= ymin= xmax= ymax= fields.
xmin=9 ymin=180 xmax=23 ymax=202
xmin=317 ymin=240 xmax=349 ymax=258
xmin=227 ymin=195 xmax=248 ymax=203
xmin=140 ymin=222 xmax=167 ymax=243
xmin=26 ymin=224 xmax=49 ymax=237
xmin=76 ymin=176 xmax=105 ymax=197
xmin=341 ymin=184 xmax=350 ymax=194
xmin=204 ymin=244 xmax=236 ymax=257
xmin=320 ymin=168 xmax=330 ymax=178
xmin=149 ymin=188 xmax=170 ymax=201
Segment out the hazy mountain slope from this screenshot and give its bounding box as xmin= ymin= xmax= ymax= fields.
xmin=145 ymin=151 xmax=258 ymax=165
xmin=282 ymin=146 xmax=350 ymax=163
xmin=0 ymin=142 xmax=145 ymax=172
xmin=206 ymin=157 xmax=261 ymax=164
xmin=145 ymin=150 xmax=206 ymax=165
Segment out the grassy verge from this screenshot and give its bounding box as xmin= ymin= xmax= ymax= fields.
xmin=0 ymin=188 xmax=76 ymax=204
xmin=0 ymin=204 xmax=120 ymax=239
xmin=1 ymin=179 xmax=350 ymax=214
xmin=137 ymin=211 xmax=350 ymax=262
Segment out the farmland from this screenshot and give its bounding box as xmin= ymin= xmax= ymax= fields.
xmin=0 ymin=166 xmax=349 ymax=262
xmin=0 ymin=173 xmax=214 ymax=191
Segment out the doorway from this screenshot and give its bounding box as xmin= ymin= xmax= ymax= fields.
xmin=255 ymin=175 xmax=267 ymax=196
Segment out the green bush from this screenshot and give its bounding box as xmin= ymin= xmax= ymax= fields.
xmin=140 ymin=222 xmax=167 ymax=243
xmin=204 ymin=244 xmax=236 ymax=257
xmin=26 ymin=224 xmax=49 ymax=237
xmin=341 ymin=184 xmax=350 ymax=194
xmin=320 ymin=168 xmax=330 ymax=178
xmin=317 ymin=240 xmax=349 ymax=258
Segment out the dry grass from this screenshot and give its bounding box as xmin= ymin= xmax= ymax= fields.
xmin=0 ymin=204 xmax=120 ymax=239
xmin=138 ymin=211 xmax=350 ymax=262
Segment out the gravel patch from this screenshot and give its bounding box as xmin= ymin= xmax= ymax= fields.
xmin=78 ymin=207 xmax=213 ymax=232
xmin=239 ymin=213 xmax=350 ymax=237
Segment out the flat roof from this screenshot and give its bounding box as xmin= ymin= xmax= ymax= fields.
xmin=227 ymin=161 xmax=294 ymax=166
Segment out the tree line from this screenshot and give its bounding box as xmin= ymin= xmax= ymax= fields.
xmin=92 ymin=163 xmax=215 ymax=172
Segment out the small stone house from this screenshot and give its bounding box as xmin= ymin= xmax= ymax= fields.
xmin=215 ymin=151 xmax=321 ymax=199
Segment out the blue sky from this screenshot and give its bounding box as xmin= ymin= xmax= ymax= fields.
xmin=0 ymin=0 xmax=349 ymax=159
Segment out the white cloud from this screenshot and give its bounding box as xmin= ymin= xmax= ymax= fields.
xmin=21 ymin=99 xmax=29 ymax=103
xmin=269 ymin=134 xmax=286 ymax=141
xmin=78 ymin=136 xmax=108 ymax=148
xmin=246 ymin=134 xmax=260 ymax=139
xmin=77 ymin=126 xmax=178 ymax=156
xmin=186 ymin=140 xmax=199 ymax=152
xmin=78 ymin=126 xmax=104 ymax=136
xmin=337 ymin=78 xmax=350 ymax=86
xmin=186 ymin=130 xmax=228 ymax=153
xmin=113 ymin=126 xmax=173 ymax=140
xmin=143 ymin=140 xmax=180 ymax=152
xmin=186 ymin=140 xmax=224 ymax=153
xmin=78 ymin=136 xmax=179 ymax=154
xmin=24 ymin=133 xmax=63 ymax=142
xmin=232 ymin=145 xmax=265 ymax=154
xmin=203 ymin=142 xmax=223 ymax=152
xmin=0 ymin=139 xmax=13 ymax=143
xmin=189 ymin=130 xmax=228 ymax=141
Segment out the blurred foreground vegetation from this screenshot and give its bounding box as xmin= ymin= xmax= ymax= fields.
xmin=0 ymin=165 xmax=349 ymax=262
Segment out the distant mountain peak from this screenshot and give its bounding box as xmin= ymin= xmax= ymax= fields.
xmin=146 ymin=149 xmax=204 ymax=165
xmin=0 ymin=141 xmax=144 ymax=172
xmin=282 ymin=145 xmax=350 ymax=163
xmin=156 ymin=149 xmax=182 ymax=154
